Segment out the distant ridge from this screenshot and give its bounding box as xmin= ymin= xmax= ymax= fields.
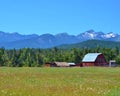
xmin=57 ymin=40 xmax=120 ymax=49
xmin=0 ymin=30 xmax=120 ymax=49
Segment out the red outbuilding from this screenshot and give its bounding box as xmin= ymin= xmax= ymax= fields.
xmin=82 ymin=53 xmax=107 ymax=66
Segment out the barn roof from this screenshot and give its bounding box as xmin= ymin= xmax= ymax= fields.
xmin=82 ymin=53 xmax=102 ymax=62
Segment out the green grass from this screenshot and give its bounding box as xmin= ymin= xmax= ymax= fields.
xmin=0 ymin=67 xmax=120 ymax=96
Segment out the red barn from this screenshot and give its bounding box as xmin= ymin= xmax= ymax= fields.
xmin=82 ymin=53 xmax=107 ymax=66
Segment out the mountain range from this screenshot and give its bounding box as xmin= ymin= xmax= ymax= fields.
xmin=0 ymin=30 xmax=120 ymax=49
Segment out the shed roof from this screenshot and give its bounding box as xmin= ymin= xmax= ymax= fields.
xmin=82 ymin=53 xmax=102 ymax=62
xmin=55 ymin=62 xmax=69 ymax=67
xmin=68 ymin=63 xmax=76 ymax=65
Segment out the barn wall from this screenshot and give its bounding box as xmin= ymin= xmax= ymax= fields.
xmin=95 ymin=54 xmax=107 ymax=66
xmin=82 ymin=62 xmax=94 ymax=66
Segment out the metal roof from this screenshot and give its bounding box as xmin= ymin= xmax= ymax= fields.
xmin=82 ymin=53 xmax=102 ymax=62
xmin=68 ymin=63 xmax=76 ymax=65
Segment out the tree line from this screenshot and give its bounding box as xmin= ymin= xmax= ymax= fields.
xmin=0 ymin=47 xmax=120 ymax=67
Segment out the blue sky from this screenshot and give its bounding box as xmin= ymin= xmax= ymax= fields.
xmin=0 ymin=0 xmax=120 ymax=35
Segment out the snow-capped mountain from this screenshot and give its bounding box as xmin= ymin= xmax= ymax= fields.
xmin=0 ymin=30 xmax=120 ymax=49
xmin=77 ymin=30 xmax=119 ymax=41
xmin=77 ymin=30 xmax=105 ymax=40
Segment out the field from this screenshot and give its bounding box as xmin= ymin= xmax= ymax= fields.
xmin=0 ymin=67 xmax=120 ymax=96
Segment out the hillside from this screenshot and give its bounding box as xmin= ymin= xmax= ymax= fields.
xmin=57 ymin=40 xmax=120 ymax=49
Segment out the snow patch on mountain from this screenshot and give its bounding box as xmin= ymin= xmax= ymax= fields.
xmin=104 ymin=32 xmax=117 ymax=38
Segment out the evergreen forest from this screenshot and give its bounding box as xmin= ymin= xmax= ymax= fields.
xmin=0 ymin=47 xmax=120 ymax=67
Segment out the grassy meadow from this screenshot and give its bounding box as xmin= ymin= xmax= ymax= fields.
xmin=0 ymin=67 xmax=120 ymax=96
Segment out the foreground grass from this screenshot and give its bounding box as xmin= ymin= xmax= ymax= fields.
xmin=0 ymin=67 xmax=120 ymax=96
